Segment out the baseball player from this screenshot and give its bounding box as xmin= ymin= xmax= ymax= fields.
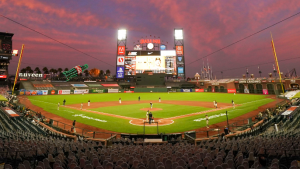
xmin=81 ymin=103 xmax=83 ymax=110
xmin=215 ymin=101 xmax=218 ymax=108
xmin=159 ymin=97 xmax=161 ymax=102
xmin=57 ymin=102 xmax=60 ymax=110
xmin=88 ymin=100 xmax=90 ymax=106
xmin=206 ymin=114 xmax=209 ymax=128
xmin=150 ymin=102 xmax=153 ymax=109
xmin=213 ymin=100 xmax=216 ymax=107
xmin=63 ymin=99 xmax=66 ymax=106
xmin=232 ymin=101 xmax=235 ymax=109
xmin=138 ymin=96 xmax=140 ymax=101
xmin=119 ymin=98 xmax=121 ymax=104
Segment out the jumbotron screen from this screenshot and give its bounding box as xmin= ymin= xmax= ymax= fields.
xmin=124 ymin=50 xmax=177 ymax=76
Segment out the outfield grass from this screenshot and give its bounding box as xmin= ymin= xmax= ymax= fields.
xmin=27 ymin=93 xmax=274 ymax=134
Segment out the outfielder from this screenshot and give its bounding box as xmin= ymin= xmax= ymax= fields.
xmin=119 ymin=98 xmax=121 ymax=104
xmin=57 ymin=102 xmax=60 ymax=110
xmin=81 ymin=103 xmax=83 ymax=110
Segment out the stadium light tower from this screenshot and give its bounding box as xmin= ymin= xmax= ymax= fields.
xmin=116 ymin=29 xmax=127 ymax=80
xmin=118 ymin=29 xmax=127 ymax=40
xmin=174 ymin=28 xmax=185 ymax=79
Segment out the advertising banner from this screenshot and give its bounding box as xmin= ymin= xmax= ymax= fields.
xmin=74 ymin=89 xmax=89 ymax=94
xmin=36 ymin=90 xmax=48 ymax=95
xmin=30 ymin=90 xmax=38 ymax=95
xmin=178 ymin=67 xmax=184 ymax=74
xmin=118 ymin=46 xmax=125 ymax=55
xmin=19 ymin=89 xmax=26 ymax=95
xmin=212 ymin=88 xmax=215 ymax=92
xmin=124 ymin=91 xmax=134 ymax=93
xmin=117 ymin=56 xmax=125 ymax=65
xmin=71 ymin=84 xmax=88 ymax=87
xmin=50 ymin=90 xmax=56 ymax=95
xmin=181 ymin=89 xmax=192 ymax=92
xmin=58 ymin=90 xmax=71 ymax=95
xmin=86 ymin=84 xmax=102 ymax=87
xmin=42 ymin=90 xmax=48 ymax=95
xmin=101 ymin=84 xmax=119 ymax=87
xmin=177 ymin=56 xmax=184 ymax=65
xmin=33 ymin=84 xmax=54 ymax=88
xmin=227 ymin=89 xmax=236 ymax=93
xmin=108 ymin=89 xmax=119 ymax=93
xmin=195 ymin=89 xmax=204 ymax=92
xmin=176 ymin=46 xmax=183 ymax=55
xmin=53 ymin=84 xmax=71 ymax=87
xmin=116 ymin=67 xmax=124 ymax=78
xmin=90 ymin=89 xmax=104 ymax=93
xmin=263 ymin=89 xmax=269 ymax=95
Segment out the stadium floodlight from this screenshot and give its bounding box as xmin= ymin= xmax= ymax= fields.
xmin=118 ymin=29 xmax=127 ymax=40
xmin=174 ymin=29 xmax=183 ymax=40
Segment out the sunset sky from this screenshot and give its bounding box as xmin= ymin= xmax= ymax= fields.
xmin=1 ymin=0 xmax=300 ymax=78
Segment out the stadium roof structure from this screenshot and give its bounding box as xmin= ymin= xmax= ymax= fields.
xmin=0 ymin=95 xmax=8 ymax=102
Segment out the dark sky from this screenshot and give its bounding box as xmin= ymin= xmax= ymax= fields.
xmin=1 ymin=0 xmax=300 ymax=79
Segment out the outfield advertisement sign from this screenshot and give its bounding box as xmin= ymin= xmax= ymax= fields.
xmin=195 ymin=89 xmax=204 ymax=92
xmin=86 ymin=84 xmax=102 ymax=87
xmin=19 ymin=89 xmax=48 ymax=95
xmin=263 ymin=89 xmax=269 ymax=95
xmin=74 ymin=89 xmax=89 ymax=94
xmin=71 ymin=84 xmax=88 ymax=87
xmin=124 ymin=91 xmax=134 ymax=93
xmin=90 ymin=89 xmax=104 ymax=93
xmin=181 ymin=89 xmax=192 ymax=92
xmin=227 ymin=89 xmax=236 ymax=93
xmin=58 ymin=90 xmax=71 ymax=95
xmin=108 ymin=89 xmax=119 ymax=93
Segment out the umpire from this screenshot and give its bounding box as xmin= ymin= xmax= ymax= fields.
xmin=149 ymin=112 xmax=153 ymax=124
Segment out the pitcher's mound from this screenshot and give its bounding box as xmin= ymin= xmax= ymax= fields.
xmin=140 ymin=108 xmax=162 ymax=111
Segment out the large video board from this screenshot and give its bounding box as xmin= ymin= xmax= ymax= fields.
xmin=124 ymin=50 xmax=177 ymax=76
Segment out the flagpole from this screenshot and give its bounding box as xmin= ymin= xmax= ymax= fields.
xmin=271 ymin=33 xmax=284 ymax=94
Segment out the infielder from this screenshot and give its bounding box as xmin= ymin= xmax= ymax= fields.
xmin=159 ymin=97 xmax=161 ymax=102
xmin=215 ymin=101 xmax=218 ymax=108
xmin=213 ymin=100 xmax=216 ymax=107
xmin=206 ymin=114 xmax=209 ymax=128
xmin=88 ymin=100 xmax=90 ymax=106
xmin=150 ymin=102 xmax=153 ymax=109
xmin=81 ymin=103 xmax=83 ymax=110
xmin=57 ymin=102 xmax=60 ymax=110
xmin=119 ymin=98 xmax=121 ymax=104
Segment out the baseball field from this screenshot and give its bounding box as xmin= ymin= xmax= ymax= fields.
xmin=24 ymin=92 xmax=274 ymax=134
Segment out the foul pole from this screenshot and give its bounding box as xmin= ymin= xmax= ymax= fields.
xmin=270 ymin=33 xmax=284 ymax=94
xmin=12 ymin=44 xmax=25 ymax=94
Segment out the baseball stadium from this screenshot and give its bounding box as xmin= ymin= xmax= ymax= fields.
xmin=1 ymin=2 xmax=300 ymax=168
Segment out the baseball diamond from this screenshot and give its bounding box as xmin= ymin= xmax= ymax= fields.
xmin=20 ymin=92 xmax=276 ymax=134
